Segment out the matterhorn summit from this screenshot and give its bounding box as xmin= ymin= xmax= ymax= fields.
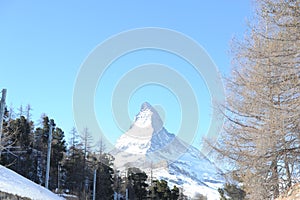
xmin=134 ymin=102 xmax=163 ymax=133
xmin=112 ymin=102 xmax=224 ymax=199
xmin=125 ymin=102 xmax=163 ymax=139
xmin=114 ymin=102 xmax=164 ymax=155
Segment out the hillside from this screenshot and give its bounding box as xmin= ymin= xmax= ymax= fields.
xmin=0 ymin=165 xmax=64 ymax=200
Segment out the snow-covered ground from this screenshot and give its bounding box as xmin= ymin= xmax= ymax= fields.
xmin=153 ymin=167 xmax=222 ymax=199
xmin=0 ymin=165 xmax=64 ymax=200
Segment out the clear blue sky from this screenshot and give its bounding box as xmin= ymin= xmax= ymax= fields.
xmin=0 ymin=1 xmax=253 ymax=148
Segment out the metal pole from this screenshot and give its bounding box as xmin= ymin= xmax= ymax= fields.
xmin=45 ymin=121 xmax=53 ymax=189
xmin=93 ymin=169 xmax=97 ymax=200
xmin=57 ymin=163 xmax=60 ymax=191
xmin=125 ymin=170 xmax=128 ymax=200
xmin=0 ymin=89 xmax=7 ymax=160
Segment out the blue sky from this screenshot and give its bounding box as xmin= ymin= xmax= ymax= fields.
xmin=0 ymin=1 xmax=253 ymax=148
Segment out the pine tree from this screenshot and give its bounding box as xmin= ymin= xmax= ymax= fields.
xmin=95 ymin=153 xmax=114 ymax=200
xmin=148 ymin=179 xmax=179 ymax=200
xmin=64 ymin=143 xmax=86 ymax=196
xmin=32 ymin=116 xmax=66 ymax=189
xmin=127 ymin=167 xmax=148 ymax=200
xmin=9 ymin=116 xmax=33 ymax=148
xmin=33 ymin=127 xmax=46 ymax=185
xmin=49 ymin=127 xmax=66 ymax=190
xmin=1 ymin=114 xmax=35 ymax=180
xmin=171 ymin=185 xmax=180 ymax=200
xmin=156 ymin=180 xmax=171 ymax=200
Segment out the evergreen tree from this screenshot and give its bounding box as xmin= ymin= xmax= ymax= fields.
xmin=64 ymin=143 xmax=86 ymax=197
xmin=95 ymin=153 xmax=114 ymax=200
xmin=27 ymin=116 xmax=67 ymax=189
xmin=33 ymin=127 xmax=46 ymax=185
xmin=1 ymin=114 xmax=36 ymax=181
xmin=127 ymin=167 xmax=148 ymax=200
xmin=171 ymin=185 xmax=180 ymax=200
xmin=149 ymin=179 xmax=179 ymax=200
xmin=64 ymin=127 xmax=96 ymax=199
xmin=49 ymin=127 xmax=66 ymax=190
xmin=156 ymin=180 xmax=171 ymax=200
xmin=9 ymin=116 xmax=33 ymax=148
xmin=34 ymin=116 xmax=67 ymax=190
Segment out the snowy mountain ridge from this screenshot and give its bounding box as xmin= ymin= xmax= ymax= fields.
xmin=113 ymin=102 xmax=224 ymax=199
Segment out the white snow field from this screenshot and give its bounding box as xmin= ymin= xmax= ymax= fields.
xmin=0 ymin=165 xmax=64 ymax=200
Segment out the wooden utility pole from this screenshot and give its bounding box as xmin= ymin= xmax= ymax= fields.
xmin=0 ymin=89 xmax=7 ymax=160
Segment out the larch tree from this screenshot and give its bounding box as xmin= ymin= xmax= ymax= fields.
xmin=80 ymin=127 xmax=94 ymax=199
xmin=207 ymin=0 xmax=300 ymax=199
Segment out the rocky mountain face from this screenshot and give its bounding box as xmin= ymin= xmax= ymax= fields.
xmin=112 ymin=102 xmax=223 ymax=199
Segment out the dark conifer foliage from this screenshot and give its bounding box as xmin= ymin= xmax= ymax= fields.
xmin=0 ymin=108 xmax=67 ymax=191
xmin=95 ymin=153 xmax=114 ymax=199
xmin=127 ymin=167 xmax=148 ymax=200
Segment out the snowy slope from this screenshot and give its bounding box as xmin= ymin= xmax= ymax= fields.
xmin=152 ymin=167 xmax=221 ymax=199
xmin=145 ymin=128 xmax=224 ymax=199
xmin=112 ymin=102 xmax=224 ymax=199
xmin=0 ymin=165 xmax=64 ymax=200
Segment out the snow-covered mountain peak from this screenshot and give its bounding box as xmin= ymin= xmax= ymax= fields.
xmin=133 ymin=102 xmax=163 ymax=133
xmin=114 ymin=102 xmax=164 ymax=154
xmin=140 ymin=101 xmax=152 ymax=111
xmin=113 ymin=102 xmax=224 ymax=199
